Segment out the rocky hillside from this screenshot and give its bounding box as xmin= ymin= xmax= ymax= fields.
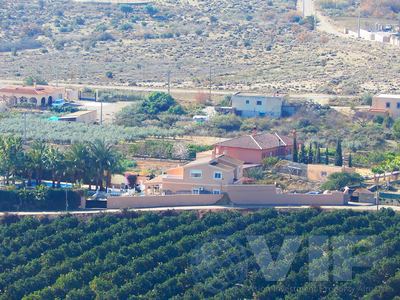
xmin=1 ymin=0 xmax=400 ymax=95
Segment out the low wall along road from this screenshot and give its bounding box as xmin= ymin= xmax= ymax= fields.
xmin=107 ymin=185 xmax=348 ymax=209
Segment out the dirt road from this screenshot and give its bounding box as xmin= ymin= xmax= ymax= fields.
xmin=0 ymin=79 xmax=340 ymax=106
xmin=297 ymin=0 xmax=347 ymax=38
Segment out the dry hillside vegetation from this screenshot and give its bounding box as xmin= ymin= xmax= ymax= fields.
xmin=319 ymin=0 xmax=400 ymax=18
xmin=1 ymin=0 xmax=400 ymax=95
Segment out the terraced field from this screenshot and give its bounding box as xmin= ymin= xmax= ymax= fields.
xmin=0 ymin=209 xmax=399 ymax=299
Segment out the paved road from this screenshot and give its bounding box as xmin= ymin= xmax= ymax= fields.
xmin=0 ymin=204 xmax=398 ymax=218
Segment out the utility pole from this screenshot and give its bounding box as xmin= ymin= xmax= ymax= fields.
xmin=97 ymin=89 xmax=103 ymax=125
xmin=303 ymin=0 xmax=306 ymax=18
xmin=209 ymin=66 xmax=212 ymax=102
xmin=23 ymin=112 xmax=27 ymax=144
xmin=167 ymin=70 xmax=171 ymax=95
xmin=357 ymin=1 xmax=361 ymax=38
xmin=65 ymin=189 xmax=69 ymax=211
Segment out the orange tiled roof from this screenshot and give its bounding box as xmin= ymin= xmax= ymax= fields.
xmin=0 ymin=85 xmax=64 ymax=96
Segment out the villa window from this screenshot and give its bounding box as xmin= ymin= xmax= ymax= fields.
xmin=192 ymin=189 xmax=200 ymax=194
xmin=386 ymin=102 xmax=391 ymax=108
xmin=397 ymin=102 xmax=400 ymax=109
xmin=190 ymin=170 xmax=202 ymax=178
xmin=245 ymin=100 xmax=250 ymax=104
xmin=213 ymin=189 xmax=221 ymax=195
xmin=214 ymin=172 xmax=222 ymax=180
xmin=256 ymin=100 xmax=262 ymax=106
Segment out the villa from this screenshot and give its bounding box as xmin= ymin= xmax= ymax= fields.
xmin=145 ymin=154 xmax=244 ymax=195
xmin=369 ymin=94 xmax=400 ymax=119
xmin=213 ymin=131 xmax=293 ymax=164
xmin=0 ymin=85 xmax=65 ymax=107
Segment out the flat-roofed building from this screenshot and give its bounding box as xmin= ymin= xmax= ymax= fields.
xmin=231 ymin=92 xmax=283 ymax=118
xmin=59 ymin=110 xmax=97 ymax=124
xmin=370 ymin=94 xmax=400 ymax=119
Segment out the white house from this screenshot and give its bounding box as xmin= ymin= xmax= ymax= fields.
xmin=0 ymin=85 xmax=65 ymax=107
xmin=231 ymin=92 xmax=283 ymax=118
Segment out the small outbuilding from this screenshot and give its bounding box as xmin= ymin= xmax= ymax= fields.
xmin=59 ymin=110 xmax=97 ymax=124
xmin=352 ymin=188 xmax=376 ymax=204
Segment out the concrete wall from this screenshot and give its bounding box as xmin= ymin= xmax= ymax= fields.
xmin=183 ymin=164 xmax=236 ymax=186
xmin=225 ymin=185 xmax=347 ymax=206
xmin=77 ymin=110 xmax=97 ymax=123
xmin=107 ymin=194 xmax=223 ymax=208
xmin=108 ymin=185 xmax=347 ymax=209
xmin=231 ymin=94 xmax=282 ymax=118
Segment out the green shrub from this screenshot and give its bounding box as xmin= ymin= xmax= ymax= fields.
xmin=140 ymin=92 xmax=181 ymax=115
xmin=320 ymin=172 xmax=364 ymax=191
xmin=210 ymin=114 xmax=242 ymax=132
xmin=23 ymin=76 xmax=48 ymax=86
xmin=0 ymin=188 xmax=81 ymax=211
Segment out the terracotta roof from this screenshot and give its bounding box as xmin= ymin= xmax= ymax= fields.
xmin=216 ymin=132 xmax=292 ymax=150
xmin=0 ymin=85 xmax=64 ymax=96
xmin=184 ymin=154 xmax=243 ymax=169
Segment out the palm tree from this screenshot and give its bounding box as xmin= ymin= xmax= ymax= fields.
xmin=45 ymin=146 xmax=65 ymax=188
xmin=0 ymin=136 xmax=24 ymax=185
xmin=89 ymin=139 xmax=122 ymax=191
xmin=21 ymin=152 xmax=34 ymax=187
xmin=66 ymin=142 xmax=90 ymax=185
xmin=28 ymin=140 xmax=48 ymax=184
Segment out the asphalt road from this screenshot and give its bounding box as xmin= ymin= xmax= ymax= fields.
xmin=0 ymin=203 xmax=398 ymax=218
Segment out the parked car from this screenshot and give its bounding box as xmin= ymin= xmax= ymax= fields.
xmin=52 ymin=99 xmax=65 ymax=108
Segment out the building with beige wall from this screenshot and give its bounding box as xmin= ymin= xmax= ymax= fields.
xmin=370 ymin=94 xmax=400 ymax=119
xmin=0 ymin=85 xmax=65 ymax=107
xmin=145 ymin=154 xmax=244 ymax=195
xmin=231 ymin=92 xmax=283 ymax=118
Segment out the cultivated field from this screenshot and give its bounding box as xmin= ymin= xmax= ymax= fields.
xmin=0 ymin=209 xmax=399 ymax=299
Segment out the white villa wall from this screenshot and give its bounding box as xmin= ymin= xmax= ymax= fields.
xmin=231 ymin=94 xmax=282 ymax=118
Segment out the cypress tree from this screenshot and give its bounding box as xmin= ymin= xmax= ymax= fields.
xmin=348 ymin=153 xmax=353 ymax=168
xmin=292 ymin=136 xmax=298 ymax=162
xmin=300 ymin=144 xmax=307 ymax=164
xmin=325 ymin=147 xmax=329 ymax=165
xmin=308 ymin=143 xmax=313 ymax=164
xmin=316 ymin=143 xmax=321 ymax=164
xmin=335 ymin=139 xmax=343 ymax=166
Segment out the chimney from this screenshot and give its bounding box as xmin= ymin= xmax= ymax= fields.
xmin=211 ymin=149 xmax=216 ymax=159
xmin=252 ymin=127 xmax=257 ymax=136
xmin=33 ymin=80 xmax=37 ymax=89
